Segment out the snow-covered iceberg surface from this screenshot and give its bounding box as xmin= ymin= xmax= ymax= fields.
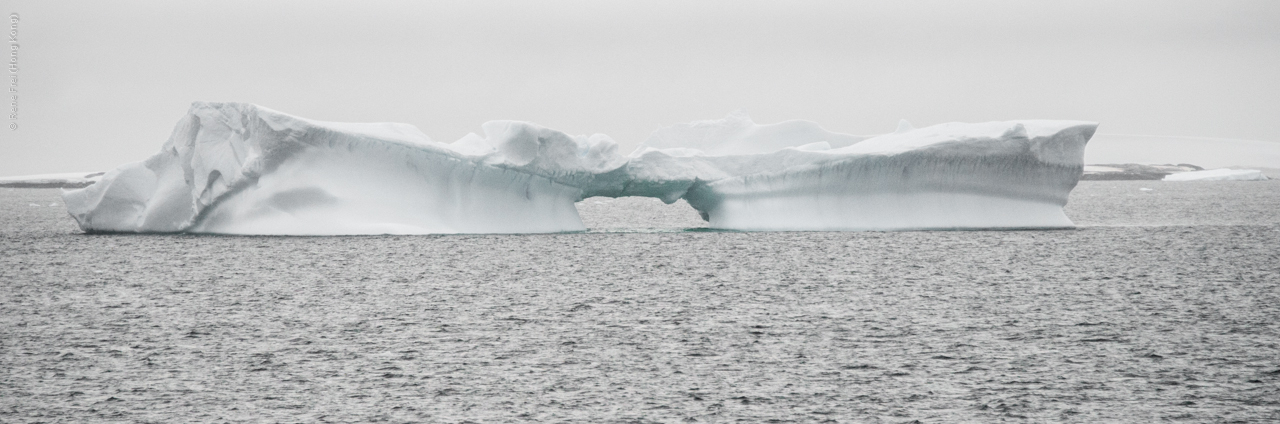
xmin=1162 ymin=168 xmax=1269 ymax=182
xmin=63 ymin=102 xmax=1097 ymax=234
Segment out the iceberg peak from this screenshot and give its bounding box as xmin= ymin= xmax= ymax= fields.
xmin=641 ymin=111 xmax=869 ymax=156
xmin=895 ymin=119 xmax=914 ymax=134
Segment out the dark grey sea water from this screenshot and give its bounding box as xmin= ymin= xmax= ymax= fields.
xmin=2 ymin=181 xmax=1279 ymax=423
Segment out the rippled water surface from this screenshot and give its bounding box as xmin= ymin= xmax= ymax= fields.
xmin=2 ymin=181 xmax=1279 ymax=423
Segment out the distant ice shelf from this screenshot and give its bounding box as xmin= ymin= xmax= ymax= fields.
xmin=1162 ymin=168 xmax=1269 ymax=182
xmin=1 ymin=172 xmax=104 ymax=188
xmin=1081 ymin=163 xmax=1202 ymax=181
xmin=62 ymin=102 xmax=1097 ymax=234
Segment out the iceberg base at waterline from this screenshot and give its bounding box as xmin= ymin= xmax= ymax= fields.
xmin=62 ymin=102 xmax=1097 ymax=234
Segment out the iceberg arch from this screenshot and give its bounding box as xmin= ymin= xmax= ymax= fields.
xmin=63 ymin=102 xmax=1096 ymax=234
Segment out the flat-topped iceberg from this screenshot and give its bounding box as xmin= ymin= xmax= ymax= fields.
xmin=615 ymin=116 xmax=1095 ymax=231
xmin=63 ymin=102 xmax=1096 ymax=234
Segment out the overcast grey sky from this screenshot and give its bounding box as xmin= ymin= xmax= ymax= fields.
xmin=3 ymin=0 xmax=1279 ymax=176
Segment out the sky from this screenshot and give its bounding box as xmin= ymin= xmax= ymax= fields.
xmin=2 ymin=0 xmax=1279 ymax=176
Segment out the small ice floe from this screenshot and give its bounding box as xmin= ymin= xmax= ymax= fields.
xmin=28 ymin=203 xmax=41 ymax=207
xmin=1139 ymin=188 xmax=1153 ymax=191
xmin=49 ymin=203 xmax=58 ymax=207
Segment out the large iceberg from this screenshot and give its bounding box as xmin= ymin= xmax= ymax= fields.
xmin=62 ymin=103 xmax=619 ymax=235
xmin=63 ymin=102 xmax=1097 ymax=234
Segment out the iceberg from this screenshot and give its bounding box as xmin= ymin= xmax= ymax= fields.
xmin=638 ymin=110 xmax=870 ymax=156
xmin=619 ymin=116 xmax=1096 ymax=231
xmin=61 ymin=103 xmax=618 ymax=235
xmin=1161 ymin=168 xmax=1269 ymax=181
xmin=62 ymin=102 xmax=1097 ymax=234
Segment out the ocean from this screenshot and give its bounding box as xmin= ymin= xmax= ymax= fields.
xmin=2 ymin=181 xmax=1278 ymax=422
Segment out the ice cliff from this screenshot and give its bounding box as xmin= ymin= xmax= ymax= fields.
xmin=63 ymin=102 xmax=1097 ymax=234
